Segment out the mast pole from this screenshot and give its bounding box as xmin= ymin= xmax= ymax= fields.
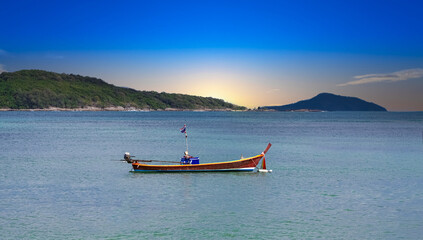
xmin=185 ymin=129 xmax=189 ymax=153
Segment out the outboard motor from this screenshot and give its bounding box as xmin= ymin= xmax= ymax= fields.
xmin=124 ymin=152 xmax=133 ymax=163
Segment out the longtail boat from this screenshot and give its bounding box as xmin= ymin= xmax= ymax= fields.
xmin=124 ymin=143 xmax=272 ymax=173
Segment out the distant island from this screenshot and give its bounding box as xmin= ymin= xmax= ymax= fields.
xmin=260 ymin=93 xmax=387 ymax=112
xmin=0 ymin=70 xmax=246 ymax=111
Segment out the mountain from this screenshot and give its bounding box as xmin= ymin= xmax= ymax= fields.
xmin=0 ymin=70 xmax=246 ymax=110
xmin=261 ymin=93 xmax=387 ymax=111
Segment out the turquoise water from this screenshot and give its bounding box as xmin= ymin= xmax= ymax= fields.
xmin=1 ymin=111 xmax=422 ymax=239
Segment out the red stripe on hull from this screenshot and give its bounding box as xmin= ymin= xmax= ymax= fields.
xmin=132 ymin=155 xmax=263 ymax=172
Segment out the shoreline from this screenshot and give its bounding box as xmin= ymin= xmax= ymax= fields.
xmin=1 ymin=108 xmax=404 ymax=112
xmin=0 ymin=107 xmax=248 ymax=112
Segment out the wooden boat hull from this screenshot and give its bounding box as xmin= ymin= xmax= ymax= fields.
xmin=132 ymin=154 xmax=263 ymax=172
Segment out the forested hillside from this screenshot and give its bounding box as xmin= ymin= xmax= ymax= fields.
xmin=0 ymin=70 xmax=246 ymax=110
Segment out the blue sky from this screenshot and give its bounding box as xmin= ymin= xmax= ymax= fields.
xmin=1 ymin=0 xmax=423 ymax=110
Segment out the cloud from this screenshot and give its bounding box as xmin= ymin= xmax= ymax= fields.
xmin=0 ymin=64 xmax=6 ymax=73
xmin=338 ymin=68 xmax=423 ymax=86
xmin=0 ymin=49 xmax=6 ymax=55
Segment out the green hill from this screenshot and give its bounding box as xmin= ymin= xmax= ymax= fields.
xmin=0 ymin=70 xmax=246 ymax=110
xmin=261 ymin=93 xmax=387 ymax=111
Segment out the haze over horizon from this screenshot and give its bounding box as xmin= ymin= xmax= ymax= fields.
xmin=1 ymin=0 xmax=423 ymax=111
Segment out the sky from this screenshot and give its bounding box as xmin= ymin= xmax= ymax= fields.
xmin=1 ymin=0 xmax=423 ymax=111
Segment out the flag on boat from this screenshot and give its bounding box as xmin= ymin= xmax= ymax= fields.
xmin=180 ymin=124 xmax=186 ymax=133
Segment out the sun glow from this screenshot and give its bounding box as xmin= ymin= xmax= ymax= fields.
xmin=168 ymin=69 xmax=259 ymax=108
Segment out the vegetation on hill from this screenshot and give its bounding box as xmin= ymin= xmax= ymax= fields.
xmin=261 ymin=93 xmax=387 ymax=111
xmin=0 ymin=70 xmax=246 ymax=110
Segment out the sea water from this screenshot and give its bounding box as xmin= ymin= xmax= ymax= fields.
xmin=0 ymin=111 xmax=422 ymax=239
